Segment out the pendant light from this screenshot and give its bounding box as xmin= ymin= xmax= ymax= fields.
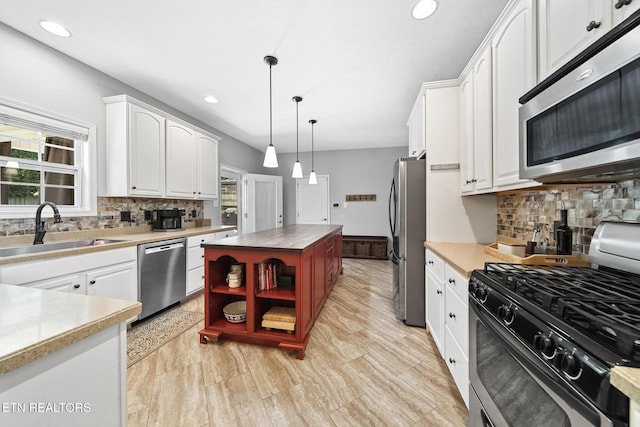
xmin=291 ymin=96 xmax=304 ymax=178
xmin=308 ymin=119 xmax=318 ymax=185
xmin=263 ymin=55 xmax=279 ymax=168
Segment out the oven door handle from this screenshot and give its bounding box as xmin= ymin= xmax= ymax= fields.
xmin=469 ymin=302 xmax=613 ymax=427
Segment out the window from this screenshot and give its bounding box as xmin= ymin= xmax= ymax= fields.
xmin=0 ymin=99 xmax=96 ymax=218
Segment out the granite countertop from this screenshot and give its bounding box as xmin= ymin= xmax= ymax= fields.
xmin=0 ymin=284 xmax=141 ymax=375
xmin=425 ymin=242 xmax=503 ymax=277
xmin=0 ymin=225 xmax=236 ymax=265
xmin=611 ymin=367 xmax=640 ymax=404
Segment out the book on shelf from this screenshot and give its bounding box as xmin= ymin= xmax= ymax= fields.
xmin=258 ymin=261 xmax=280 ymax=291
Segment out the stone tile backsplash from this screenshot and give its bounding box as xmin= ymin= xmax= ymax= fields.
xmin=0 ymin=197 xmax=204 ymax=236
xmin=497 ymin=179 xmax=640 ymax=256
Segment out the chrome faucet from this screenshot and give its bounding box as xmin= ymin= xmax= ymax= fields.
xmin=33 ymin=202 xmax=62 ymax=245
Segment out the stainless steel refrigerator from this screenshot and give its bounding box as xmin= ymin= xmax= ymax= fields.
xmin=389 ymin=157 xmax=426 ymax=327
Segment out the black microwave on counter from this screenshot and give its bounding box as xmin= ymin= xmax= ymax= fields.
xmin=519 ymin=9 xmax=640 ymax=183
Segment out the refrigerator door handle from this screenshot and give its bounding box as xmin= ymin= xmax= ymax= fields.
xmin=388 ymin=179 xmax=396 ymax=236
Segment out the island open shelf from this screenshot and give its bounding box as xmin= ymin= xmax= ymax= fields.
xmin=198 ymin=224 xmax=342 ymax=359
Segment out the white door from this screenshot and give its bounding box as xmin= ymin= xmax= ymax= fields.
xmin=296 ymin=175 xmax=330 ymax=224
xmin=246 ymin=174 xmax=283 ymax=233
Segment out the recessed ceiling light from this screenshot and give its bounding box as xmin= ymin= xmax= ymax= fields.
xmin=412 ymin=0 xmax=438 ymax=19
xmin=204 ymin=95 xmax=219 ymax=104
xmin=38 ymin=20 xmax=71 ymax=37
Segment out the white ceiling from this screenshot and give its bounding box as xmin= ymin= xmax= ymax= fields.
xmin=0 ymin=0 xmax=508 ymax=154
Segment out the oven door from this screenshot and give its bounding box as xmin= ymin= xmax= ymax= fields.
xmin=468 ymin=300 xmax=614 ymax=427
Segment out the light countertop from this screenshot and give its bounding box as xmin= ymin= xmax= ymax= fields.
xmin=0 ymin=225 xmax=235 ymax=265
xmin=611 ymin=366 xmax=640 ymax=404
xmin=0 ymin=284 xmax=141 ymax=375
xmin=425 ymin=242 xmax=503 ymax=277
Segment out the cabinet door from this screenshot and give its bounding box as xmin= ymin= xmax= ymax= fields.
xmin=472 ymin=46 xmax=493 ymax=192
xmin=408 ymin=92 xmax=426 ymax=158
xmin=445 ymin=287 xmax=469 ymax=355
xmin=538 ymin=0 xmax=610 ymax=80
xmin=612 ymin=0 xmax=640 ymax=25
xmin=492 ymin=0 xmax=536 ymax=189
xmin=445 ymin=328 xmax=470 ymax=408
xmin=129 ymin=104 xmax=165 ymax=196
xmin=87 ymin=261 xmax=136 ymax=302
xmin=166 ymin=120 xmax=197 ymax=198
xmin=187 ymin=266 xmax=205 ymax=295
xmin=313 ymin=240 xmax=327 ymax=317
xmin=426 ymin=269 xmax=445 ymax=357
xmin=196 ymin=133 xmax=219 ymax=199
xmin=460 ymin=72 xmax=475 ymax=194
xmin=27 ymin=274 xmax=85 ymax=294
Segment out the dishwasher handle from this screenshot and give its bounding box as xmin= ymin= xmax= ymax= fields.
xmin=144 ymin=242 xmax=185 ymax=255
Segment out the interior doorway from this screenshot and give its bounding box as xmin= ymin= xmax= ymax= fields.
xmin=296 ymin=174 xmax=330 ymax=224
xmin=219 ymin=164 xmax=246 ymax=234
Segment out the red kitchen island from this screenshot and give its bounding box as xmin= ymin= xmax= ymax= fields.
xmin=198 ymin=224 xmax=342 ymax=359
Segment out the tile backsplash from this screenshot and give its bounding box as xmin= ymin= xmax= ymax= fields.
xmin=497 ymin=179 xmax=640 ymax=256
xmin=0 ymin=197 xmax=204 ymax=236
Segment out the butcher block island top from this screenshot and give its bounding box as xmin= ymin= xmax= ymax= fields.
xmin=199 ymin=225 xmax=343 ymax=359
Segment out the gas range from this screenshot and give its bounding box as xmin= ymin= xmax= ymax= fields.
xmin=468 ymin=221 xmax=640 ymax=426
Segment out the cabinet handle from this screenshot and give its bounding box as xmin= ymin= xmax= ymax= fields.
xmin=201 ymin=255 xmax=205 ymax=258
xmin=448 ymin=278 xmax=455 ymax=284
xmin=74 ymin=284 xmax=80 ymax=289
xmin=465 ymin=179 xmax=471 ymax=184
xmin=428 ymin=260 xmax=434 ymax=265
xmin=89 ymin=280 xmax=96 ymax=285
xmin=449 ymin=357 xmax=456 ymax=364
xmin=471 ymin=178 xmax=477 ymax=183
xmin=131 ymin=186 xmax=137 ymax=190
xmin=615 ymin=0 xmax=632 ymax=9
xmin=586 ymin=20 xmax=601 ymax=31
xmin=449 ymin=312 xmax=456 ymax=319
xmin=436 ymin=290 xmax=442 ymax=295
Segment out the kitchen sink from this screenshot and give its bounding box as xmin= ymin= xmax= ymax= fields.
xmin=0 ymin=238 xmax=126 ymax=257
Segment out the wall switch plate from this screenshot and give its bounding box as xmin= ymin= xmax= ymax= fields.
xmin=343 ymin=202 xmax=348 ymax=208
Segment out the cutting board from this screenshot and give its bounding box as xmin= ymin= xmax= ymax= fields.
xmin=484 ymin=243 xmax=591 ymax=266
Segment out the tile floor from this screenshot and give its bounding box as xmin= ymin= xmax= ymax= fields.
xmin=127 ymin=258 xmax=468 ymax=426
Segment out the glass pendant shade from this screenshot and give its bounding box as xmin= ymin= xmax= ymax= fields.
xmin=263 ymin=144 xmax=278 ymax=167
xmin=292 ymin=161 xmax=303 ymax=178
xmin=263 ymin=55 xmax=279 ymax=168
xmin=308 ymin=170 xmax=318 ymax=185
xmin=412 ymin=0 xmax=438 ymax=19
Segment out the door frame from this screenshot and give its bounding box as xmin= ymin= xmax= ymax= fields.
xmin=219 ymin=164 xmax=247 ymax=234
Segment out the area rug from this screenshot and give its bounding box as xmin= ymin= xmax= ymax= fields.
xmin=127 ymin=308 xmax=204 ymax=367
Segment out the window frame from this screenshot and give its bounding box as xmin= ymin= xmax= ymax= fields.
xmin=0 ymin=97 xmax=97 ymax=219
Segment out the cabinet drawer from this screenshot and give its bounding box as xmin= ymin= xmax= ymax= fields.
xmin=187 ymin=246 xmax=205 ymax=269
xmin=187 ymin=232 xmax=217 ymax=248
xmin=445 ymin=263 xmax=468 ymax=302
xmin=445 ymin=288 xmax=469 ymax=356
xmin=445 ymin=327 xmax=470 ymax=408
xmin=187 ymin=266 xmax=205 ymax=295
xmin=425 ymin=249 xmax=445 ymax=281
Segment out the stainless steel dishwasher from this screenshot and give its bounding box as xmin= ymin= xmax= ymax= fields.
xmin=137 ymin=238 xmax=186 ymax=320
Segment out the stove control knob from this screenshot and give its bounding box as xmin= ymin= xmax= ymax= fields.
xmin=533 ymin=333 xmax=556 ymax=359
xmin=473 ymin=286 xmax=488 ymax=302
xmin=560 ymin=350 xmax=582 ymax=379
xmin=497 ymin=304 xmax=515 ymax=324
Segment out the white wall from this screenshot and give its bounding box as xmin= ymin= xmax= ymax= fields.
xmin=276 ymin=147 xmax=407 ymax=237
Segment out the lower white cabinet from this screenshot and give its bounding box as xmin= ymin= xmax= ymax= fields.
xmin=425 ymin=248 xmax=470 ymax=408
xmin=0 ymin=247 xmax=138 ymax=316
xmin=186 ymin=232 xmax=218 ymax=295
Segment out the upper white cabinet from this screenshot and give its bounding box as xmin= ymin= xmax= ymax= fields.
xmin=166 ymin=120 xmax=197 ymax=198
xmin=103 ymin=95 xmax=220 ymax=200
xmin=492 ymin=0 xmax=537 ymax=190
xmin=105 ymin=99 xmax=166 ymax=197
xmin=460 ymin=45 xmax=493 ymax=194
xmin=538 ymin=0 xmax=640 ymax=80
xmin=407 ymin=92 xmax=426 ymax=158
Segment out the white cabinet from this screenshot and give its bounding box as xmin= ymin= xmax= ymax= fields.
xmin=407 ymin=91 xmax=426 ymax=158
xmin=104 ymin=96 xmax=166 ymax=197
xmin=460 ymin=45 xmax=493 ymax=194
xmin=87 ymin=261 xmax=136 ymax=301
xmin=166 ymin=119 xmax=197 ymax=198
xmin=103 ymin=95 xmax=220 ymax=200
xmin=425 ymin=249 xmax=469 ymax=407
xmin=186 ymin=232 xmax=218 ymax=295
xmin=0 ymin=247 xmax=138 ymax=312
xmin=426 ymin=249 xmax=445 ymax=356
xmin=538 ymin=0 xmax=640 ymax=80
xmin=492 ymin=0 xmax=537 ymax=190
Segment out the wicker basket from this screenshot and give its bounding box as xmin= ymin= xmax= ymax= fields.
xmin=355 ymin=242 xmax=371 ymax=256
xmin=343 ymin=241 xmax=356 ymax=256
xmin=371 ymin=241 xmax=387 ymax=258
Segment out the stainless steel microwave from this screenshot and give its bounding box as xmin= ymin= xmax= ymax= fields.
xmin=519 ymin=12 xmax=640 ymax=183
